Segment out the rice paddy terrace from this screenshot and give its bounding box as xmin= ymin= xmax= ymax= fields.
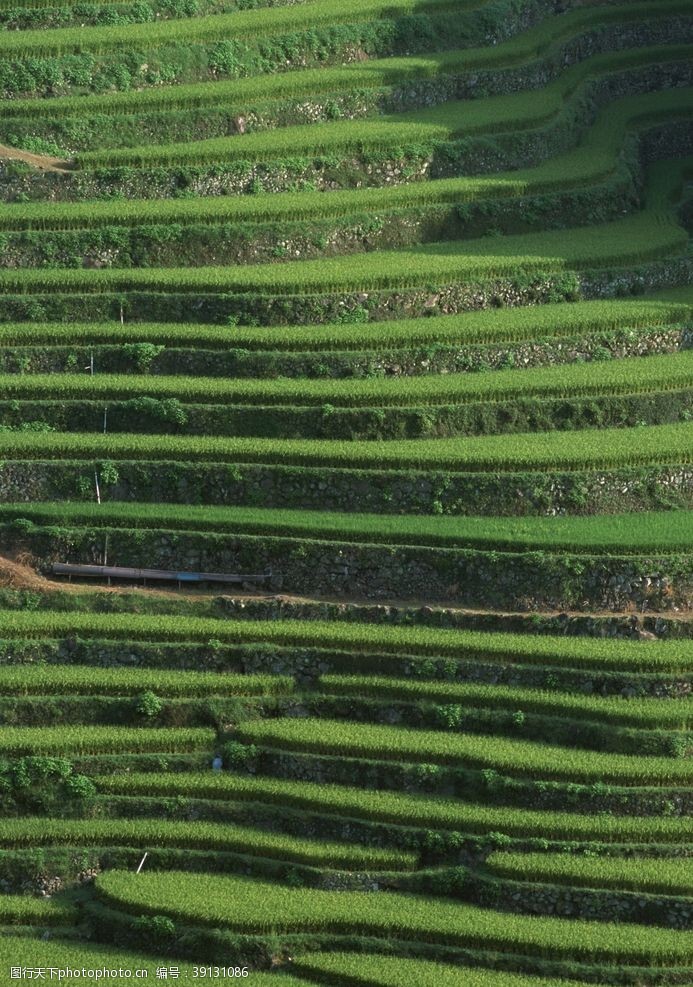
xmin=0 ymin=0 xmax=692 ymax=981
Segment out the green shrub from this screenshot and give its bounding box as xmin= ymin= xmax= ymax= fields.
xmin=134 ymin=691 xmax=164 ymax=718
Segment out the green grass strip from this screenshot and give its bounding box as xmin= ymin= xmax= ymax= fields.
xmin=0 ymin=725 xmax=214 ymax=754
xmin=0 ymin=898 xmax=77 ymax=926
xmin=0 ymin=665 xmax=292 ymax=698
xmin=94 ymin=772 xmax=693 ymax=844
xmin=294 ymin=953 xmax=589 ymax=987
xmin=0 ymin=212 xmax=682 ymax=291
xmin=236 ymin=718 xmax=693 ymax=785
xmin=2 ymin=291 xmax=689 ymax=352
xmin=0 ymin=817 xmax=414 ymax=870
xmin=0 ymin=196 xmax=687 ymax=294
xmin=0 ymin=421 xmax=690 ymax=471
xmin=486 ymin=851 xmax=693 ymax=897
xmin=5 ymin=502 xmax=693 ymax=555
xmin=0 ymin=0 xmax=465 ymax=55
xmin=95 ymin=870 xmax=693 ymax=963
xmin=73 ymin=46 xmax=693 ymax=168
xmin=319 ymin=676 xmax=693 ymax=729
xmin=3 ymin=351 xmax=693 ymax=407
xmin=0 ymin=612 xmax=689 ymax=672
xmin=0 ymin=936 xmax=305 ymax=985
xmin=5 ymin=87 xmax=692 ymax=229
xmin=3 ymin=0 xmax=679 ymax=120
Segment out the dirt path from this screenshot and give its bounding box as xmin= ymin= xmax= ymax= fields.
xmin=3 ymin=551 xmax=692 ymax=621
xmin=0 ymin=142 xmax=71 ymax=173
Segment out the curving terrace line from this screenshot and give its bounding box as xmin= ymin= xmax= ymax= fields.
xmin=1 ymin=87 xmax=690 ymax=235
xmin=94 ymin=869 xmax=693 ymax=964
xmin=0 ymin=0 xmax=481 ymax=56
xmin=70 ymin=46 xmax=693 ymax=170
xmin=0 ymin=0 xmax=688 ymax=136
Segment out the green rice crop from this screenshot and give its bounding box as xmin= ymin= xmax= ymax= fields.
xmin=0 ymin=203 xmax=686 ymax=294
xmin=235 ymin=718 xmax=693 ymax=784
xmin=319 ymin=676 xmax=693 ymax=729
xmin=2 ymin=291 xmax=689 ymax=352
xmin=4 ymin=1 xmax=683 ymax=121
xmin=3 ymin=350 xmax=692 ymax=407
xmin=4 ymin=502 xmax=692 ymax=556
xmin=0 ymin=726 xmax=214 ymax=755
xmin=0 ymin=0 xmax=133 ymax=6
xmin=94 ymin=772 xmax=693 ymax=844
xmin=0 ymin=421 xmax=690 ymax=471
xmin=5 ymin=88 xmax=692 ymax=230
xmin=0 ymin=817 xmax=414 ymax=870
xmin=0 ymin=936 xmax=305 ymax=985
xmin=294 ymin=953 xmax=588 ymax=987
xmin=0 ymin=897 xmax=77 ymax=926
xmin=0 ymin=612 xmax=688 ymax=673
xmin=6 ymin=0 xmax=693 ymax=968
xmin=486 ymin=851 xmax=693 ymax=897
xmin=0 ymin=0 xmax=464 ymax=55
xmin=95 ymin=870 xmax=693 ymax=962
xmin=0 ymin=665 xmax=292 ymax=698
xmin=0 ymin=148 xmax=618 ymax=229
xmin=73 ymin=47 xmax=692 ymax=169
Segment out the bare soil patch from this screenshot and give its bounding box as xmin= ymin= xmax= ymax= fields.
xmin=0 ymin=553 xmax=55 ymax=590
xmin=0 ymin=142 xmax=71 ymax=173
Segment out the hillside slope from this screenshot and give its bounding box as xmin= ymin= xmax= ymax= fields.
xmin=0 ymin=0 xmax=691 ymax=981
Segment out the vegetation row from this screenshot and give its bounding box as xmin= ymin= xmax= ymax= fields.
xmin=95 ymin=869 xmax=693 ymax=963
xmin=1 ymin=612 xmax=688 ymax=671
xmin=94 ymin=772 xmax=693 ymax=844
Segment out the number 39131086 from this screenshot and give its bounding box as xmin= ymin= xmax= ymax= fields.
xmin=192 ymin=968 xmax=249 ymax=978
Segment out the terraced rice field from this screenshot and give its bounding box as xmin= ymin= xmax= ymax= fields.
xmin=0 ymin=0 xmax=691 ymax=980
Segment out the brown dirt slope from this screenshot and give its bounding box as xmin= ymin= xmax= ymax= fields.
xmin=0 ymin=143 xmax=71 ymax=173
xmin=0 ymin=554 xmax=53 ymax=590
